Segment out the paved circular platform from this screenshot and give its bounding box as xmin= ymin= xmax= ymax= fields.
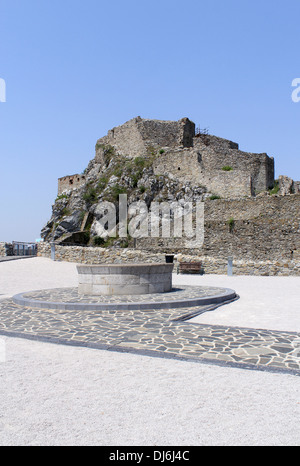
xmin=12 ymin=285 xmax=237 ymax=311
xmin=1 ymin=291 xmax=299 ymax=376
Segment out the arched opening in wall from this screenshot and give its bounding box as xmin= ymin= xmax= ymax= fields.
xmin=69 ymin=179 xmax=73 ymax=185
xmin=178 ymin=167 xmax=181 ymax=171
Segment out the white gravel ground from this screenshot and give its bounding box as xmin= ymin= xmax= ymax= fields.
xmin=0 ymin=257 xmax=299 ymax=446
xmin=172 ymin=273 xmax=300 ymax=333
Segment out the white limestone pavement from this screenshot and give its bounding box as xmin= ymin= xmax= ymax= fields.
xmin=172 ymin=273 xmax=300 ymax=333
xmin=0 ymin=257 xmax=299 ymax=446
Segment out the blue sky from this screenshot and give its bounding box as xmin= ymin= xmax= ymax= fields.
xmin=0 ymin=0 xmax=300 ymax=242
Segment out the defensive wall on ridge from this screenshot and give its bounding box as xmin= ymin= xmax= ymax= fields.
xmin=37 ymin=194 xmax=300 ymax=276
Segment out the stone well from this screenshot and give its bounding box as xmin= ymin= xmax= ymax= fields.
xmin=77 ymin=263 xmax=174 ymax=296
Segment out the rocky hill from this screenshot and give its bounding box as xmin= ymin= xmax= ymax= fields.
xmin=41 ymin=141 xmax=209 ymax=245
xmin=41 ymin=116 xmax=298 ymax=247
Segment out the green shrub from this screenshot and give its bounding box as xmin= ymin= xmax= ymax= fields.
xmin=93 ymin=236 xmax=105 ymax=246
xmin=113 ymin=166 xmax=124 ymax=178
xmin=82 ymin=231 xmax=90 ymax=244
xmin=222 ymin=166 xmax=233 ymax=171
xmin=105 ymin=184 xmax=128 ymax=202
xmin=134 ymin=157 xmax=146 ymax=168
xmin=97 ymin=176 xmax=109 ymax=191
xmin=55 ymin=193 xmax=69 ymax=202
xmin=131 ymin=174 xmax=139 ymax=188
xmin=119 ymin=239 xmax=129 ymax=248
xmin=268 ymin=180 xmax=280 ymax=195
xmin=228 ymin=217 xmax=235 ymax=232
xmin=61 ymin=207 xmax=71 ymax=217
xmin=83 ymin=186 xmax=97 ymax=204
xmin=79 ymin=210 xmax=86 ymax=222
xmin=209 ymin=195 xmax=221 ymax=200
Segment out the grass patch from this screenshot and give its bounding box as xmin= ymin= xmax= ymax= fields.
xmin=134 ymin=157 xmax=146 ymax=169
xmin=103 ymin=184 xmax=128 ymax=203
xmin=62 ymin=207 xmax=71 ymax=217
xmin=83 ymin=185 xmax=97 ymax=204
xmin=97 ymin=176 xmax=109 ymax=191
xmin=55 ymin=193 xmax=69 ymax=202
xmin=268 ymin=180 xmax=280 ymax=195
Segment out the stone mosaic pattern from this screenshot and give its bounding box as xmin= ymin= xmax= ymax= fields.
xmin=0 ymin=290 xmax=299 ymax=375
xmin=13 ymin=286 xmax=234 ymax=310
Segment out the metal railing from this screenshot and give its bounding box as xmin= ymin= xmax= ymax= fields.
xmin=12 ymin=241 xmax=37 ymax=256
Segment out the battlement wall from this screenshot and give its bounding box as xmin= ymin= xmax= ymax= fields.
xmin=153 ymin=146 xmax=268 ymax=198
xmin=193 ymin=137 xmax=274 ymax=193
xmin=96 ymin=116 xmax=195 ymax=159
xmin=58 ymin=174 xmax=86 ymax=195
xmin=135 ymin=194 xmax=300 ymax=264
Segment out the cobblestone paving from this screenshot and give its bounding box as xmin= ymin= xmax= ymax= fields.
xmin=13 ymin=286 xmax=235 ymax=310
xmin=18 ymin=286 xmax=228 ymax=303
xmin=0 ymin=290 xmax=299 ymax=375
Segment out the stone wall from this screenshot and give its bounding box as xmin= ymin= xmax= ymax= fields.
xmin=58 ymin=116 xmax=274 ymax=200
xmin=37 ymin=194 xmax=300 ymax=276
xmin=202 ymin=170 xmax=253 ymax=198
xmin=97 ymin=117 xmax=146 ymax=159
xmin=96 ymin=116 xmax=195 ymax=159
xmin=152 ymin=126 xmax=274 ymax=198
xmin=203 ymin=194 xmax=300 ymax=262
xmin=136 ymin=194 xmax=300 ymax=262
xmin=37 ymin=242 xmax=300 ymax=276
xmin=279 ymin=175 xmax=300 ymax=195
xmin=38 ymin=241 xmax=166 ymax=264
xmin=0 ymin=242 xmax=13 ymax=256
xmin=0 ymin=242 xmax=6 ymax=255
xmin=153 ymin=148 xmax=253 ymax=197
xmin=58 ymin=174 xmax=86 ymax=195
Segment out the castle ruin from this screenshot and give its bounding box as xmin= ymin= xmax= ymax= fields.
xmin=59 ymin=116 xmax=275 ymax=199
xmin=44 ymin=116 xmax=300 ymax=276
